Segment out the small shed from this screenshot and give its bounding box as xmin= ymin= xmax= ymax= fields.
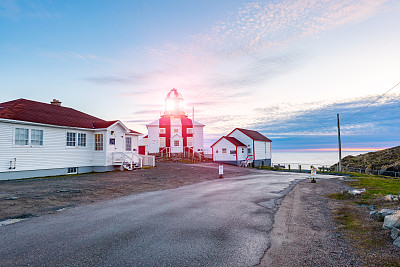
xmin=211 ymin=128 xmax=272 ymax=166
xmin=211 ymin=136 xmax=247 ymax=166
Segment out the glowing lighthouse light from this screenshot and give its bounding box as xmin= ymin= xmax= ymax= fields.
xmin=164 ymin=88 xmax=185 ymax=116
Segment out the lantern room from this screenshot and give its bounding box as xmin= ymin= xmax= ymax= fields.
xmin=163 ymin=88 xmax=186 ymax=117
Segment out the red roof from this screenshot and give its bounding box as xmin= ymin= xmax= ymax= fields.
xmin=0 ymin=99 xmax=122 ymax=130
xmin=128 ymin=129 xmax=142 ymax=135
xmin=230 ymin=128 xmax=272 ymax=142
xmin=211 ymin=136 xmax=246 ymax=147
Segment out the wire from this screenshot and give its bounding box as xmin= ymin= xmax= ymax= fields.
xmin=342 ymin=81 xmax=400 ymax=122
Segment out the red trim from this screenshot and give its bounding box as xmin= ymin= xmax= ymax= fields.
xmin=211 ymin=136 xmax=246 ymax=147
xmin=227 ymin=128 xmax=272 ymax=142
xmin=236 ymin=146 xmax=238 ymax=162
xmin=253 ymin=139 xmax=255 ymax=160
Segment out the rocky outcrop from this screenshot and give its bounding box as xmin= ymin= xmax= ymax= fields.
xmin=333 ymin=146 xmax=400 ymax=171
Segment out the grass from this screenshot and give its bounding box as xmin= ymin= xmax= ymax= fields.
xmin=345 ymin=173 xmax=400 ymax=199
xmin=328 ymin=172 xmax=400 ymax=265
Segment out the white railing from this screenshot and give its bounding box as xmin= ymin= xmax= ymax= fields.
xmin=160 ymin=147 xmax=171 ymax=158
xmin=112 ymin=152 xmax=143 ymax=170
xmin=142 ymin=155 xmax=155 ymax=167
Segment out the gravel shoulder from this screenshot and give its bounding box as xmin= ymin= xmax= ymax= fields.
xmin=0 ymin=162 xmax=254 ymax=221
xmin=259 ymin=178 xmax=361 ymax=266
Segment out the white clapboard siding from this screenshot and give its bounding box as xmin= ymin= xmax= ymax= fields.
xmin=254 ymin=140 xmax=271 ymax=160
xmin=0 ymin=122 xmax=107 ymax=173
xmin=227 ymin=130 xmax=253 ymax=151
xmin=213 ymin=138 xmax=237 ymax=162
xmin=193 ymin=125 xmax=204 ymax=151
xmin=147 ymin=125 xmax=160 ymax=153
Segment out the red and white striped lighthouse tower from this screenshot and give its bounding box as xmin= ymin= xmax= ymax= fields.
xmin=139 ymin=88 xmax=204 ymax=155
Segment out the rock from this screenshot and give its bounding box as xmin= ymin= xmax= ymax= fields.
xmin=393 ymin=217 xmax=400 ymax=228
xmin=349 ymin=188 xmax=366 ymax=195
xmin=383 ymin=194 xmax=399 ymax=201
xmin=394 ymin=237 xmax=400 ymax=248
xmin=391 ymin=228 xmax=400 ymax=240
xmin=370 ymin=211 xmax=377 ymax=216
xmin=382 ymin=211 xmax=400 ymax=229
xmin=379 ymin=209 xmax=396 ymax=217
xmin=368 ymin=205 xmax=374 ymax=211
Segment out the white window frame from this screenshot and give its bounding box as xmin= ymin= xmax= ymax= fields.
xmin=187 ymin=128 xmax=193 ymax=134
xmin=160 ymin=137 xmax=166 ymax=147
xmin=66 ymin=132 xmax=76 ymax=147
xmin=30 ymin=129 xmax=44 ymax=146
xmin=95 ymin=133 xmax=104 ymax=151
xmin=77 ymin=133 xmax=86 ymax=147
xmin=174 ymin=140 xmax=180 ymax=146
xmin=125 ymin=136 xmax=132 ymax=151
xmin=66 ymin=132 xmax=87 ymax=148
xmin=15 ymin=127 xmax=30 ymax=146
xmin=187 ymin=137 xmax=193 ymax=147
xmin=173 ymin=128 xmax=179 ymax=133
xmin=159 ymin=128 xmax=166 ymax=134
xmin=67 ymin=167 xmax=78 ymax=174
xmin=222 ymin=148 xmax=227 ymax=154
xmin=14 ymin=127 xmax=44 ymax=147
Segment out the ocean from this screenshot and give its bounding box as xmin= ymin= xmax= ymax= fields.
xmin=271 ymin=151 xmax=369 ymax=167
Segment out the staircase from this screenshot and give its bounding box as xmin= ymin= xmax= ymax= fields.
xmin=112 ymin=152 xmax=143 ymax=170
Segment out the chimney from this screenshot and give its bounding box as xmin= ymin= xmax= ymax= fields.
xmin=51 ymin=99 xmax=61 ymax=106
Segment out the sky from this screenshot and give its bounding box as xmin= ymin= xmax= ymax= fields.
xmin=1 ymin=0 xmax=400 ymax=152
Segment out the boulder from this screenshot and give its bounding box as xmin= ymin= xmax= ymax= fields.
xmin=379 ymin=209 xmax=396 ymax=217
xmin=383 ymin=194 xmax=399 ymax=201
xmin=382 ymin=211 xmax=400 ymax=229
xmin=391 ymin=227 xmax=400 ymax=240
xmin=394 ymin=236 xmax=400 ymax=248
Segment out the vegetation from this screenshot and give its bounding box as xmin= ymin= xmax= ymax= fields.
xmin=337 ymin=145 xmax=400 ymax=171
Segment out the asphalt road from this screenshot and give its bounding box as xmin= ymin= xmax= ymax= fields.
xmin=0 ymin=168 xmax=331 ymax=267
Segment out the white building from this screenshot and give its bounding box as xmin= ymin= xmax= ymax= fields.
xmin=139 ymin=88 xmax=204 ymax=155
xmin=211 ymin=128 xmax=272 ymax=166
xmin=0 ymin=98 xmax=144 ymax=180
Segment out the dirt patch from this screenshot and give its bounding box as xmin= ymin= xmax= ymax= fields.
xmin=0 ymin=162 xmax=253 ymax=221
xmin=259 ymin=178 xmax=361 ymax=266
xmin=331 ymin=197 xmax=400 ymax=265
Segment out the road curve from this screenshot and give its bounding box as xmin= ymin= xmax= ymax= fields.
xmin=0 ymin=169 xmax=329 ymax=267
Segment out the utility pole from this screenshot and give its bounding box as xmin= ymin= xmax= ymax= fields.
xmin=337 ymin=113 xmax=342 ymax=172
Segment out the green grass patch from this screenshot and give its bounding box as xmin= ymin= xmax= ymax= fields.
xmin=344 ymin=174 xmax=400 ymax=199
xmin=327 ymin=191 xmax=354 ymax=200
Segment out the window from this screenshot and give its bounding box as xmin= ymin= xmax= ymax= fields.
xmin=15 ymin=128 xmax=29 ymax=145
xmin=187 ymin=137 xmax=193 ymax=147
xmin=67 ymin=167 xmax=78 ymax=174
xmin=174 ymin=140 xmax=180 ymax=146
xmin=248 ymin=148 xmax=252 ymax=154
xmin=66 ymin=132 xmax=76 ymax=146
xmin=126 ymin=137 xmax=132 ymax=151
xmin=230 ymin=150 xmax=236 ymax=154
xmin=173 ymin=128 xmax=179 ymax=133
xmin=160 ymin=137 xmax=166 ymax=147
xmin=187 ymin=128 xmax=193 ymax=134
xmin=159 ymin=128 xmax=166 ymax=134
xmin=242 ymin=148 xmax=245 ymax=153
xmin=15 ymin=128 xmax=44 ymax=146
xmin=222 ymin=148 xmax=227 ymax=154
xmin=77 ymin=133 xmax=86 ymax=147
xmin=95 ymin=134 xmax=104 ymax=151
xmin=31 ymin=129 xmax=43 ymax=146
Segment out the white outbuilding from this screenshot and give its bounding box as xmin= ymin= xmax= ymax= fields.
xmin=0 ymin=98 xmax=146 ymax=180
xmin=211 ymin=128 xmax=272 ymax=166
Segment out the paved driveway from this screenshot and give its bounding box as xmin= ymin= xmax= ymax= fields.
xmin=0 ymin=168 xmax=333 ymax=267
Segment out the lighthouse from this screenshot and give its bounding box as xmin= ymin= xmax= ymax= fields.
xmin=140 ymin=88 xmax=204 ymax=155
